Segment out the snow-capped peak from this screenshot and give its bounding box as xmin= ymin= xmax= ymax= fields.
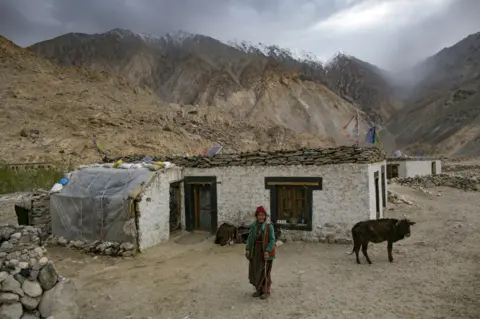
xmin=164 ymin=30 xmax=196 ymax=44
xmin=227 ymin=39 xmax=323 ymax=65
xmin=102 ymin=28 xmax=196 ymax=46
xmin=324 ymin=51 xmax=353 ymax=68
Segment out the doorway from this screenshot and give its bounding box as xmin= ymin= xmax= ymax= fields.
xmin=374 ymin=171 xmax=380 ymax=219
xmin=184 ymin=176 xmax=218 ymax=234
xmin=169 ymin=182 xmax=182 ymax=234
xmin=431 ymin=161 xmax=437 ymax=175
xmin=381 ymin=166 xmax=386 ymax=209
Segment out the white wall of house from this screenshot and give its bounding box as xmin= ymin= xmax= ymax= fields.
xmin=367 ymin=161 xmax=387 ymax=219
xmin=433 ymin=160 xmax=442 ymax=174
xmin=182 ymin=163 xmax=372 ymax=243
xmin=389 ymin=159 xmax=442 ymax=178
xmin=405 ymin=160 xmax=434 ymax=177
xmin=137 ymin=167 xmax=183 ymax=251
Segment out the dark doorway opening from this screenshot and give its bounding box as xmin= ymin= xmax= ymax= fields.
xmin=381 ymin=166 xmax=386 ymax=209
xmin=374 ymin=171 xmax=380 ymax=219
xmin=184 ymin=176 xmax=218 ymax=234
xmin=431 ymin=161 xmax=437 ymax=175
xmin=169 ymin=182 xmax=182 ymax=234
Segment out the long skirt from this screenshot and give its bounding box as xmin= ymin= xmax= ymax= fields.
xmin=248 ymin=242 xmax=273 ymax=293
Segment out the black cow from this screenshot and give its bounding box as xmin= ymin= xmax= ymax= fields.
xmin=348 ymin=218 xmax=416 ymax=264
xmin=214 ymin=223 xmax=237 ymax=246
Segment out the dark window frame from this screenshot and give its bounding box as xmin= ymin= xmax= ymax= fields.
xmin=386 ymin=164 xmax=399 ymax=179
xmin=264 ymin=177 xmax=322 ymax=232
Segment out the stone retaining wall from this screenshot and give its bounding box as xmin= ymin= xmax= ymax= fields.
xmin=442 ymin=164 xmax=480 ymax=172
xmin=47 ymin=236 xmax=137 ymax=257
xmin=111 ymin=146 xmax=385 ymax=168
xmin=0 ymin=225 xmax=78 ymax=319
xmin=392 ymin=174 xmax=479 ymax=192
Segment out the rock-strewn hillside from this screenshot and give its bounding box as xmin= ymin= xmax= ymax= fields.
xmin=0 ymin=35 xmax=335 ymax=164
xmin=27 ymin=29 xmax=380 ymax=143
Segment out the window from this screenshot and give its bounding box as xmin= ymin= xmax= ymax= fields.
xmin=264 ymin=177 xmax=322 ymax=231
xmin=386 ymin=164 xmax=399 ymax=179
xmin=277 ymin=186 xmax=309 ymax=223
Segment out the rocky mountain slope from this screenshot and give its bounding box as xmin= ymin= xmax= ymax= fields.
xmin=386 ymin=31 xmax=480 ymax=155
xmin=27 ymin=29 xmax=382 ymax=141
xmin=0 ymin=35 xmax=335 ymax=165
xmin=323 ymin=52 xmax=402 ymax=123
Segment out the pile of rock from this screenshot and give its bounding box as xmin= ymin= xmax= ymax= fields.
xmin=388 ymin=190 xmax=414 ymax=205
xmin=0 ymin=264 xmax=78 ymax=319
xmin=0 ymin=225 xmax=78 ymax=318
xmin=0 ymin=225 xmax=44 ymax=268
xmin=391 ymin=174 xmax=479 ymax=191
xmin=113 ymin=146 xmax=386 ymax=168
xmin=47 ymin=236 xmax=136 ymax=257
xmin=442 ymin=164 xmax=480 ymax=172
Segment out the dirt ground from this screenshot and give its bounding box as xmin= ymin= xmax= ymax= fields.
xmin=30 ymin=185 xmax=476 ymax=319
xmin=1 ymin=183 xmax=479 ymax=319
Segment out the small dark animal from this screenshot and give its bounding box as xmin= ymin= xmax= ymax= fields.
xmin=348 ymin=218 xmax=416 ymax=264
xmin=214 ymin=223 xmax=237 ymax=246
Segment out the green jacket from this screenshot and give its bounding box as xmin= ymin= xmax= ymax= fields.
xmin=245 ymin=221 xmax=276 ymax=261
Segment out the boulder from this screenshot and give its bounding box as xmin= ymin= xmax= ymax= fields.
xmin=20 ymin=295 xmax=40 ymax=311
xmin=0 ymin=302 xmax=23 ymax=319
xmin=22 ymin=280 xmax=42 ymax=298
xmin=1 ymin=275 xmax=24 ymax=296
xmin=0 ymin=293 xmax=20 ymax=304
xmin=37 ymin=263 xmax=58 ymax=290
xmin=38 ymin=279 xmax=79 ymax=319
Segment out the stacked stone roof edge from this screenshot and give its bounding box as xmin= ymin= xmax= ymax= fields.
xmin=109 ymin=146 xmax=386 ymax=168
xmin=386 ymin=156 xmax=439 ymax=162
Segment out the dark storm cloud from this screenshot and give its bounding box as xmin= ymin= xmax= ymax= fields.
xmin=0 ymin=0 xmax=479 ymax=70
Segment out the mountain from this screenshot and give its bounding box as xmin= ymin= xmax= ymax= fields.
xmin=0 ymin=35 xmax=335 ymax=164
xmin=323 ymin=52 xmax=402 ymax=123
xmin=27 ymin=29 xmax=386 ymax=143
xmin=386 ymin=31 xmax=480 ymax=156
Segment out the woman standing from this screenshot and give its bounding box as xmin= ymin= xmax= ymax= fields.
xmin=245 ymin=206 xmax=276 ymax=299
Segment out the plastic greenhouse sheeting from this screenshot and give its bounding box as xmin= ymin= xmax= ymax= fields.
xmin=50 ymin=166 xmax=156 ymax=242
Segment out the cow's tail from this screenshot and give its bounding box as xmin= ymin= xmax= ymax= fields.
xmin=346 ymin=228 xmax=357 ymax=255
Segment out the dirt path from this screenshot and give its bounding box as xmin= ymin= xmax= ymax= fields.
xmin=45 ymin=186 xmax=480 ymax=319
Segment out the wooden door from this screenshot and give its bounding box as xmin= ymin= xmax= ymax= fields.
xmin=184 ymin=177 xmax=218 ymax=234
xmin=193 ymin=184 xmax=212 ymax=231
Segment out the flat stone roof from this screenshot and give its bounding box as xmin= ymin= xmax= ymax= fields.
xmin=387 ymin=157 xmax=439 ymax=162
xmin=112 ymin=146 xmax=385 ymax=168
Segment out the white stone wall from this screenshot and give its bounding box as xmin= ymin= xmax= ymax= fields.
xmin=182 ymin=164 xmax=372 ymax=243
xmin=367 ymin=162 xmax=387 ymax=219
xmin=388 ymin=160 xmax=442 ymax=178
xmin=137 ymin=167 xmax=183 ymax=251
xmin=433 ymin=160 xmax=442 ymax=174
xmin=405 ymin=160 xmax=434 ymax=177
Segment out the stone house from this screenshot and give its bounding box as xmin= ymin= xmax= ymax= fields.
xmin=386 ymin=157 xmax=442 ymax=179
xmin=135 ymin=146 xmax=388 ymax=244
xmin=50 ymin=146 xmax=387 ymax=255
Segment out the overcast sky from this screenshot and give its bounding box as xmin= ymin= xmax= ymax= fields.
xmin=1 ymin=0 xmax=479 ymax=70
